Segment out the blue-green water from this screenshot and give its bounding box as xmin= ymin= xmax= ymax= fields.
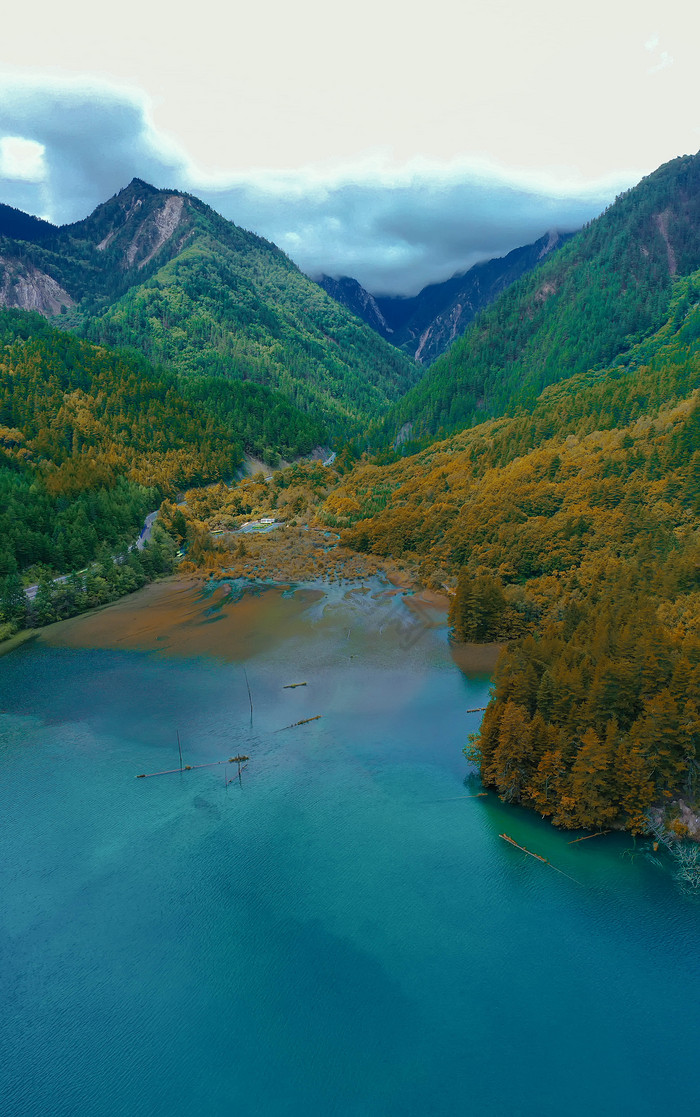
xmin=1 ymin=581 xmax=698 ymax=1116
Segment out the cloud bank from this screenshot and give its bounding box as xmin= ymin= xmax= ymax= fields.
xmin=0 ymin=78 xmax=639 ymax=295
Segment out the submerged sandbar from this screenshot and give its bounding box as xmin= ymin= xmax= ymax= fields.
xmin=38 ymin=577 xmax=323 ymax=661
xmin=36 ymin=573 xmax=501 ymax=674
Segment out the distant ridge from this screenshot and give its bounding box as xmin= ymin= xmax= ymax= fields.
xmin=316 ymin=274 xmax=394 ymax=339
xmin=317 ymin=231 xmax=572 ymax=364
xmin=0 ymin=202 xmax=57 ymax=243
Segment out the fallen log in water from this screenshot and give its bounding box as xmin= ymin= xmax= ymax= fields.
xmin=433 ymin=793 xmax=489 ymax=801
xmin=136 ymin=758 xmax=239 ymax=779
xmin=499 ymin=833 xmax=581 ymax=885
xmin=500 ymin=833 xmax=548 ymax=862
xmin=276 ymin=715 xmax=322 ymax=732
xmin=283 ymin=682 xmax=307 ymax=689
xmin=568 ymin=830 xmax=610 ymax=844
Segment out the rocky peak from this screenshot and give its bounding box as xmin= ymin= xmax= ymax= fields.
xmin=68 ymin=180 xmax=189 ymax=271
xmin=124 ymin=177 xmax=160 ymax=196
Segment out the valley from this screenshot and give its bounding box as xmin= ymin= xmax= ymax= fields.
xmin=4 ymin=14 xmax=700 ymax=1117
xmin=2 ymin=150 xmax=700 ymax=846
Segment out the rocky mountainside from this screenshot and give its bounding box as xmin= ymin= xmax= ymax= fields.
xmin=316 ymin=275 xmax=394 ymax=340
xmin=318 ymin=231 xmax=572 ymax=364
xmin=0 ymin=180 xmax=187 ymax=314
xmin=0 ymin=181 xmax=419 ymax=431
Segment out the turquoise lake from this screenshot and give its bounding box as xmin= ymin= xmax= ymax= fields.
xmin=1 ymin=579 xmax=699 ymax=1116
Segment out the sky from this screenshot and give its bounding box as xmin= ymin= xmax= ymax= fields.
xmin=1 ymin=0 xmax=698 ymax=295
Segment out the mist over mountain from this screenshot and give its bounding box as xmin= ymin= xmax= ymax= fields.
xmin=318 ymin=230 xmax=572 ymax=364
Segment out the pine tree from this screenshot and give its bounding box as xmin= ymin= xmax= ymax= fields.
xmin=449 ymin=569 xmax=505 ymax=642
xmin=616 ymin=739 xmax=655 ymax=833
xmin=33 ymin=574 xmax=58 ymax=626
xmin=484 ymin=700 xmax=532 ymax=802
xmin=0 ymin=571 xmax=28 ymax=629
xmin=569 ymin=722 xmax=618 ymax=828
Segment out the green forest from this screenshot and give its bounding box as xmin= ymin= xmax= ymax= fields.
xmin=0 ymin=308 xmax=322 ymax=583
xmin=80 ymin=220 xmax=419 ymax=430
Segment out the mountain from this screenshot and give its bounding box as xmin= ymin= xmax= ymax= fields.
xmin=0 ymin=181 xmax=420 ymax=432
xmin=385 ymin=151 xmax=700 ymax=440
xmin=317 ymin=231 xmax=572 ymax=364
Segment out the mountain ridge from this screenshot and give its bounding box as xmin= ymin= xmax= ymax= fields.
xmin=382 ymin=150 xmax=700 ymax=441
xmin=0 ymin=180 xmax=420 ymax=431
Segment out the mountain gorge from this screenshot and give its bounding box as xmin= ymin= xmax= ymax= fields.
xmin=318 ymin=230 xmax=572 ymax=364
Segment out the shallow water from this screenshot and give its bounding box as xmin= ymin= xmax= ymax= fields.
xmin=1 ymin=580 xmax=698 ymax=1116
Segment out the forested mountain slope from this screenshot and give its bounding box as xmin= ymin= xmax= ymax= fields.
xmin=385 ymin=151 xmax=700 ymax=440
xmin=0 ymin=308 xmax=321 ymax=577
xmin=318 ymin=274 xmax=700 ymax=832
xmin=0 ymin=181 xmax=420 ymax=430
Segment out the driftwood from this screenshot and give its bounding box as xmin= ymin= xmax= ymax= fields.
xmin=499 ymin=833 xmax=581 ymax=885
xmin=243 ymin=667 xmax=254 ymax=726
xmin=568 ymin=831 xmax=610 ymax=845
xmin=434 ymin=793 xmax=488 ymax=801
xmin=137 ymin=758 xmax=240 ymax=779
xmin=276 ymin=715 xmax=322 ymax=732
xmin=228 ymin=754 xmax=250 ymax=787
xmin=500 ymin=833 xmax=548 ymax=862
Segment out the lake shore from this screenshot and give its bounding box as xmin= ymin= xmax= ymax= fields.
xmin=32 ymin=570 xmax=504 ymax=676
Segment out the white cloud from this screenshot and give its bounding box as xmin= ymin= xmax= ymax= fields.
xmin=0 ymin=136 xmax=46 ymax=181
xmin=644 ymin=32 xmax=674 ymax=74
xmin=648 ymin=51 xmax=674 ymax=74
xmin=0 ymin=76 xmax=639 ymax=295
xmin=211 ymin=160 xmax=629 ymax=294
